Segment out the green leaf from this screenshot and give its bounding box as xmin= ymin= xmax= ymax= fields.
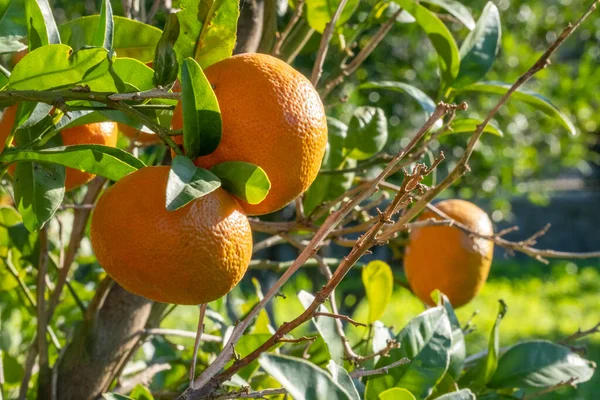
xmin=113 ymin=58 xmax=155 ymax=91
xmin=13 ymin=161 xmax=64 ymax=232
xmin=378 ymin=388 xmax=416 ymax=400
xmin=489 ymin=340 xmax=595 ymax=389
xmin=228 ymin=333 xmax=274 ymax=381
xmin=166 ymin=156 xmax=221 ymax=211
xmin=129 ymin=384 xmax=154 ymax=400
xmin=2 ymin=352 xmax=24 ymax=383
xmin=60 ymin=16 xmax=162 ymax=62
xmin=420 ymin=0 xmax=475 ymax=30
xmin=327 ymin=361 xmax=361 ymax=400
xmin=299 ymin=290 xmax=345 ymax=365
xmin=444 ymin=118 xmax=503 ymax=137
xmin=92 ymin=0 xmax=114 ymax=57
xmin=359 ymin=81 xmax=436 ymax=116
xmin=102 ymin=394 xmax=134 ymax=400
xmin=455 ymin=82 xmax=576 ymax=135
xmin=8 ymin=44 xmax=118 ymax=92
xmin=365 ymin=307 xmax=452 ymax=400
xmin=258 ymin=353 xmax=354 ymax=400
xmin=345 ymin=107 xmax=388 ymax=161
xmin=0 ymin=145 xmax=145 ymax=182
xmin=436 ymin=293 xmax=465 ymax=380
xmin=25 ymin=0 xmax=60 ymax=51
xmin=454 ymin=2 xmax=501 ymax=88
xmin=174 ymin=0 xmax=202 ymax=63
xmin=194 ymin=0 xmax=240 ymax=68
xmin=462 ymin=300 xmax=507 ymax=390
xmin=393 ymin=0 xmax=460 ymax=88
xmin=306 ymin=0 xmax=360 ymax=34
xmin=362 ymin=260 xmax=393 ymax=323
xmin=436 ymin=389 xmax=476 ymax=399
xmin=210 ymin=161 xmax=270 ymax=205
xmin=153 ymin=13 xmax=180 ymax=87
xmin=0 ymin=0 xmax=28 ymax=54
xmin=180 ymin=57 xmax=222 ymax=158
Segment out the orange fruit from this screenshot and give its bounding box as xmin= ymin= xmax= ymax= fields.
xmin=90 ymin=166 xmax=253 ymax=305
xmin=404 ymin=199 xmax=494 ymax=308
xmin=171 ymin=53 xmax=327 ymax=215
xmin=0 ymin=105 xmax=118 ymax=191
xmin=11 ymin=48 xmax=27 ymax=66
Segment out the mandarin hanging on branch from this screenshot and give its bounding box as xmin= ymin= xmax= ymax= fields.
xmin=90 ymin=166 xmax=253 ymax=305
xmin=172 ymin=53 xmax=328 ymax=215
xmin=0 ymin=105 xmax=119 ymax=191
xmin=404 ymin=199 xmax=495 ymax=308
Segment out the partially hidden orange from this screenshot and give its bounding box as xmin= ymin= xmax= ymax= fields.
xmin=404 ymin=199 xmax=494 ymax=308
xmin=90 ymin=166 xmax=253 ymax=305
xmin=171 ymin=53 xmax=328 ymax=215
xmin=119 ymin=123 xmax=161 ymax=145
xmin=0 ymin=105 xmax=118 ymax=191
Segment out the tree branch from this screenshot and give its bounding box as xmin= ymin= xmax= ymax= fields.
xmin=350 ymin=358 xmax=411 ymax=378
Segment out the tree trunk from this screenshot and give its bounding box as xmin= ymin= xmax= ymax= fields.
xmin=235 ymin=0 xmax=264 ymax=54
xmin=55 ymin=280 xmax=153 ymax=400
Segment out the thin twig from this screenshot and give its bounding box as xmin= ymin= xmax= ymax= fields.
xmin=115 ymin=363 xmax=172 ymax=394
xmin=310 ymin=0 xmax=350 ymax=86
xmin=275 ymin=335 xmax=317 ymax=344
xmin=350 ymin=358 xmax=411 ymax=378
xmin=189 ymin=304 xmax=208 ymax=388
xmin=144 ymin=328 xmax=222 ymax=343
xmin=273 ymin=0 xmax=306 ymax=56
xmin=560 ymin=321 xmax=600 ymax=343
xmin=321 ymin=8 xmax=403 ymax=98
xmin=212 ymin=388 xmax=287 ymax=400
xmin=18 ymin=340 xmax=37 ymax=400
xmin=314 ymin=312 xmax=366 ymax=327
xmin=36 ymin=228 xmax=50 ymax=387
xmin=522 ymin=377 xmax=578 ymax=400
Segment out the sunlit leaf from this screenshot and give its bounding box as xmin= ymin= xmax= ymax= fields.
xmin=306 ymin=0 xmax=360 ymax=33
xmin=165 ymin=156 xmax=221 ymax=211
xmin=92 ymin=0 xmax=114 ymax=57
xmin=327 ymin=361 xmax=361 ymax=400
xmin=420 ymin=0 xmax=475 ymax=30
xmin=454 ymin=2 xmax=501 ymax=88
xmin=362 ymin=260 xmax=393 ymax=323
xmin=378 ymin=388 xmax=416 ymax=400
xmin=345 ymin=107 xmax=388 ymax=161
xmin=25 ymin=0 xmax=60 ymax=51
xmin=359 ymin=81 xmax=436 ymax=116
xmin=210 ymin=161 xmax=270 ymax=205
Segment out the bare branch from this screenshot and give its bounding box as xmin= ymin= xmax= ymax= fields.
xmin=212 ymin=388 xmax=287 ymax=400
xmin=115 ymin=363 xmax=172 ymax=394
xmin=560 ymin=321 xmax=600 ymax=344
xmin=144 ymin=328 xmax=222 ymax=343
xmin=190 ymin=304 xmax=208 ymax=388
xmin=522 ymin=377 xmax=578 ymax=400
xmin=310 ymin=0 xmax=350 ymax=86
xmin=350 ymin=358 xmax=411 ymax=378
xmin=272 ymin=0 xmax=305 ymax=56
xmin=314 ymin=312 xmax=366 ymax=327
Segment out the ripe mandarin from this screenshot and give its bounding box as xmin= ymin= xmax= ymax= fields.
xmin=404 ymin=199 xmax=494 ymax=308
xmin=171 ymin=53 xmax=327 ymax=215
xmin=90 ymin=166 xmax=253 ymax=305
xmin=0 ymin=105 xmax=118 ymax=191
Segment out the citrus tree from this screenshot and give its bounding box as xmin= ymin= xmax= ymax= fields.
xmin=0 ymin=1 xmax=599 ymax=400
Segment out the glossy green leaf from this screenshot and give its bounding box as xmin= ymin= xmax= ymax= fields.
xmin=60 ymin=16 xmax=162 ymax=62
xmin=345 ymin=107 xmax=388 ymax=161
xmin=259 ymin=353 xmax=354 ymax=400
xmin=174 ymin=0 xmax=202 ymax=63
xmin=436 ymin=292 xmax=465 ymax=380
xmin=327 ymin=361 xmax=361 ymax=400
xmin=113 ymin=58 xmax=155 ymax=91
xmin=393 ymin=0 xmax=460 ymax=87
xmin=365 ymin=307 xmax=452 ymax=400
xmin=359 ymin=81 xmax=436 ymax=116
xmin=25 ymin=0 xmax=60 ymax=51
xmin=362 ymin=260 xmax=393 ymax=323
xmin=8 ymin=44 xmax=118 ymax=92
xmin=102 ymin=394 xmax=133 ymax=400
xmin=489 ymin=340 xmax=595 ymax=389
xmin=210 ymin=161 xmax=270 ymax=205
xmin=180 ymin=57 xmax=222 ymax=158
xmin=299 ymin=290 xmax=345 ymax=365
xmin=13 ymin=161 xmax=64 ymax=232
xmin=454 ymin=2 xmax=501 ymax=88
xmin=455 ymin=82 xmax=576 ymax=135
xmin=462 ymin=300 xmax=507 ymax=390
xmin=153 ymin=13 xmax=179 ymax=87
xmin=194 ymin=0 xmax=240 ymax=68
xmin=379 ymin=388 xmax=416 ymax=400
xmin=444 ymin=118 xmax=503 ymax=137
xmin=166 ymin=156 xmax=221 ymax=211
xmin=306 ymin=0 xmax=360 ymax=33
xmin=92 ymin=0 xmax=114 ymax=57
xmin=129 ymin=384 xmax=154 ymax=400
xmin=420 ymin=0 xmax=475 ymax=30
xmin=0 ymin=144 xmax=146 ymax=182
xmin=0 ymin=0 xmax=27 ymax=53
xmin=436 ymin=389 xmax=476 ymax=399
